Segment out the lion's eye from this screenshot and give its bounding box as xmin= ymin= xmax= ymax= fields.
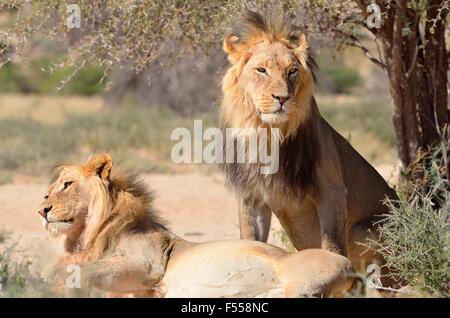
xmin=44 ymin=195 xmax=49 ymax=199
xmin=63 ymin=181 xmax=73 ymax=190
xmin=288 ymin=68 xmax=298 ymax=76
xmin=256 ymin=67 xmax=267 ymax=74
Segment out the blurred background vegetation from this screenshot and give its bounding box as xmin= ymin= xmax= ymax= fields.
xmin=0 ymin=52 xmax=393 ymax=185
xmin=0 ymin=3 xmax=395 ymax=184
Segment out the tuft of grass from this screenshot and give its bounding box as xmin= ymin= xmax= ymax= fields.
xmin=273 ymin=229 xmax=296 ymax=252
xmin=0 ymin=230 xmax=55 ymax=297
xmin=0 ymin=230 xmax=7 ymax=244
xmin=0 ymin=243 xmax=30 ymax=297
xmin=0 ymin=171 xmax=12 ymax=185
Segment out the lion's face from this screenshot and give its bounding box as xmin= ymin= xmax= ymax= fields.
xmin=221 ymin=11 xmax=316 ymax=137
xmin=239 ymin=41 xmax=303 ymax=124
xmin=39 ymin=167 xmax=91 ymax=237
xmin=38 ymin=154 xmax=112 ymax=238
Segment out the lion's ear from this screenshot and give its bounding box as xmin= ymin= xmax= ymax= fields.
xmin=85 ymin=153 xmax=113 ymax=181
xmin=288 ymin=30 xmax=308 ymax=48
xmin=223 ymin=33 xmax=243 ymax=65
xmin=290 ymin=32 xmax=309 ymax=68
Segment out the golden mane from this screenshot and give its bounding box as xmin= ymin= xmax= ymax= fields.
xmin=55 ymin=164 xmax=166 ymax=262
xmin=228 ymin=9 xmax=290 ymax=48
xmin=220 ymin=9 xmax=317 ymax=140
xmin=220 ymin=10 xmax=320 ymax=190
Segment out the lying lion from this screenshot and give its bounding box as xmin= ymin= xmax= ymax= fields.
xmin=38 ymin=153 xmax=353 ymax=297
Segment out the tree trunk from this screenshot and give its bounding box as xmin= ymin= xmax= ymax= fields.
xmin=360 ymin=0 xmax=449 ymax=168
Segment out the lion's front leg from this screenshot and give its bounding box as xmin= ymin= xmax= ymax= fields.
xmin=60 ymin=256 xmax=163 ymax=295
xmin=315 ymin=121 xmax=349 ymax=256
xmin=84 ymin=257 xmax=163 ymax=294
xmin=316 ymin=187 xmax=348 ymax=256
xmin=238 ymin=196 xmax=272 ymax=242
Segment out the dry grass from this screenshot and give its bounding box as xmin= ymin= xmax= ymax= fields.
xmin=0 ymin=94 xmax=103 ymax=125
xmin=0 ymin=93 xmax=396 ymax=184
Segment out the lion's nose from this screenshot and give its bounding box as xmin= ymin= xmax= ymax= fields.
xmin=272 ymin=94 xmax=290 ymax=106
xmin=38 ymin=205 xmax=52 ymax=218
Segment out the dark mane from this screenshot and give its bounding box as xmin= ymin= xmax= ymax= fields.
xmin=234 ymin=9 xmax=287 ymax=40
xmin=221 ymin=104 xmax=321 ymax=197
xmin=107 ymin=170 xmax=168 ymax=231
xmin=279 ymin=107 xmax=321 ymax=190
xmin=305 ymin=48 xmax=318 ymax=82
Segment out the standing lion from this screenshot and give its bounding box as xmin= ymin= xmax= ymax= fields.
xmin=220 ymin=10 xmax=398 ymax=276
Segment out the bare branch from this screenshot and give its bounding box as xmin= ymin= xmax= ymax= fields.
xmin=346 ymin=40 xmax=388 ymax=70
xmin=333 ymin=29 xmax=388 ymax=69
xmin=57 ymin=60 xmax=86 ymax=91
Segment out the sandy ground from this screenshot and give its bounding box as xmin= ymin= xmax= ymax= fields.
xmin=0 ymin=166 xmax=397 ymax=276
xmin=0 ymin=173 xmax=284 ymax=242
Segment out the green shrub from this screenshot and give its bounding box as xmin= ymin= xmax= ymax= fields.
xmin=0 ymin=57 xmax=105 ymax=95
xmin=369 ymin=143 xmax=450 ymax=297
xmin=31 ymin=58 xmax=105 ymax=95
xmin=0 ymin=63 xmax=29 ymax=92
xmin=320 ymin=63 xmax=361 ymax=93
xmin=316 ymin=50 xmax=361 ymax=94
